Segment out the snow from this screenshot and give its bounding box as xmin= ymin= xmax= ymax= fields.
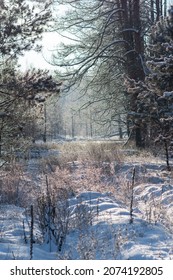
xmin=1 ymin=158 xmax=173 ymax=260
xmin=163 ymin=91 xmax=173 ymax=98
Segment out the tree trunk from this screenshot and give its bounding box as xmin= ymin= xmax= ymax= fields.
xmin=164 ymin=0 xmax=167 ymax=17
xmin=151 ymin=0 xmax=155 ymax=23
xmin=118 ymin=114 xmax=123 ymax=139
xmin=164 ymin=140 xmax=171 ymax=171
xmin=0 ymin=131 xmax=2 ymax=157
xmin=121 ymin=0 xmax=145 ymax=147
xmin=71 ymin=115 xmax=75 ymax=138
xmin=43 ymin=103 xmax=47 ymax=143
xmin=156 ymin=0 xmax=160 ymax=21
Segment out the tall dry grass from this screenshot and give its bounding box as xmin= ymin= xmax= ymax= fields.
xmin=0 ymin=161 xmax=36 ymax=206
xmin=39 ymin=141 xmax=124 ymax=170
xmin=0 ymin=140 xmax=161 ymax=208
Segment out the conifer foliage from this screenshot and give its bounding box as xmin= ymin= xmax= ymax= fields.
xmin=0 ymin=0 xmax=51 ymax=57
xmin=0 ymin=0 xmax=61 ymax=160
xmin=126 ymin=6 xmax=173 ymax=169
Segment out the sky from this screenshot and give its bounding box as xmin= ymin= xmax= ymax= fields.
xmin=18 ymin=3 xmax=68 ymax=72
xmin=18 ymin=32 xmax=61 ymax=72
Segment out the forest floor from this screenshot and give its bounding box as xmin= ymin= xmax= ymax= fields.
xmin=0 ymin=141 xmax=173 ymax=259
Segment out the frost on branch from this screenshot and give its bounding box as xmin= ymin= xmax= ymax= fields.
xmin=125 ymin=8 xmax=173 ymax=169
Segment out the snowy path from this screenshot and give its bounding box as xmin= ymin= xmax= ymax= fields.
xmin=0 ymin=158 xmax=173 ymax=259
xmin=0 ymin=205 xmax=30 ymax=260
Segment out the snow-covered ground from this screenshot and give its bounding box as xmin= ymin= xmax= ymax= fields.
xmin=0 ymin=156 xmax=173 ymax=260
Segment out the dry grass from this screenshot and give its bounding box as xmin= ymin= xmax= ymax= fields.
xmin=0 ymin=162 xmax=36 ymax=206
xmin=41 ymin=141 xmax=124 ymax=168
xmin=0 ymin=141 xmax=122 ymax=207
xmin=121 ymin=145 xmax=165 ymax=165
xmin=0 ymin=140 xmax=165 ymax=208
xmin=44 ymin=140 xmax=163 ymax=164
xmin=35 ymin=141 xmax=125 ymax=173
xmin=45 ymin=163 xmax=114 ymax=196
xmin=21 ymin=139 xmax=168 ymax=169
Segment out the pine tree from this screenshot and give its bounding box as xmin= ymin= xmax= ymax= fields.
xmin=126 ymin=6 xmax=173 ymax=169
xmin=0 ymin=1 xmax=61 ymax=161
